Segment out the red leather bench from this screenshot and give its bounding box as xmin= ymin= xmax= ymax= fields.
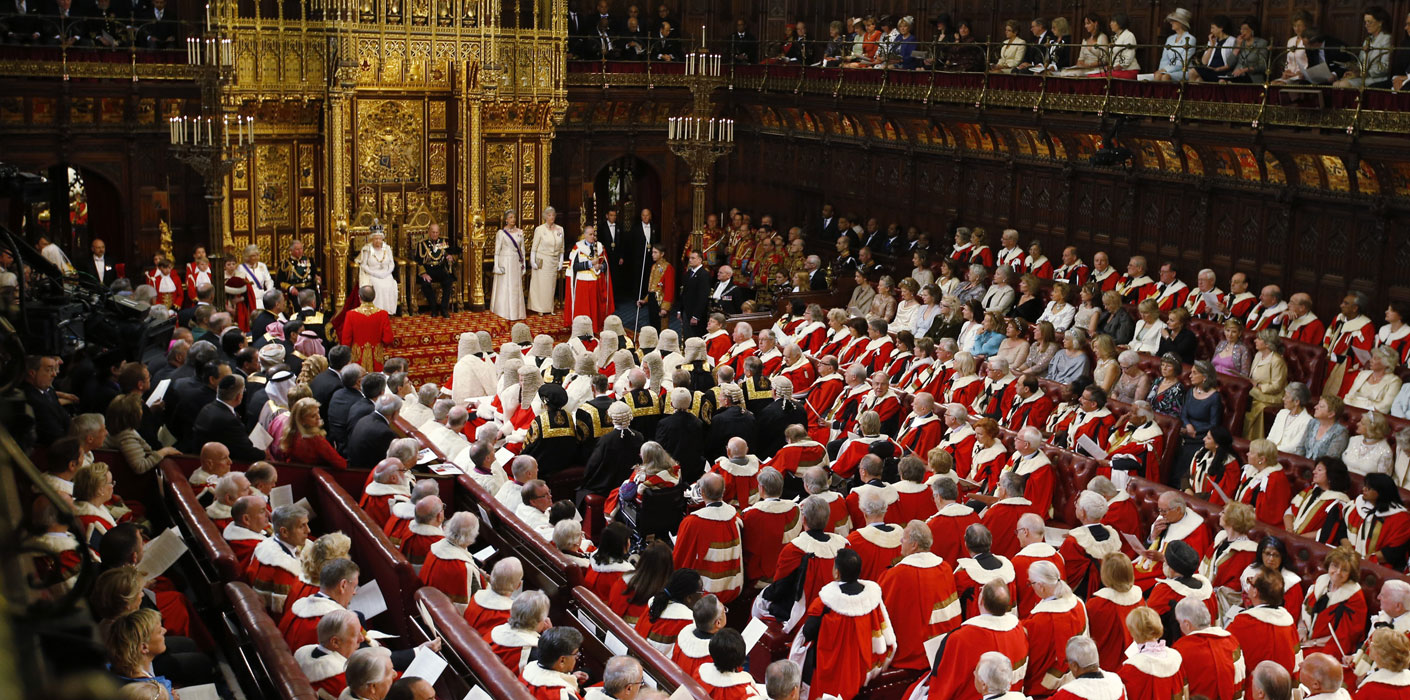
xmin=566 ymin=587 xmax=713 ymax=697
xmin=455 ymin=474 xmax=575 ymax=598
xmin=224 ymin=581 xmax=318 ymax=700
xmin=415 ymin=587 xmax=535 ymax=700
xmin=160 ymin=460 xmax=241 ymax=587
xmin=311 ymin=468 xmax=421 ymax=639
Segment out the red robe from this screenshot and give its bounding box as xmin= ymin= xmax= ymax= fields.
xmin=816 ymin=491 xmax=852 ymax=536
xmin=938 ymin=425 xmax=978 ymax=481
xmin=1088 ymin=587 xmax=1144 ymax=672
xmin=1004 ymin=451 xmax=1056 ymax=518
xmin=340 ymin=302 xmax=393 ymax=371
xmin=357 ymin=483 xmax=410 ymax=538
xmin=762 ymin=440 xmax=828 ymax=477
xmin=801 ymin=581 xmax=897 ymax=700
xmin=463 ymin=589 xmax=513 ymax=637
xmin=520 ymin=662 xmax=583 ymax=700
xmin=756 ymin=347 xmax=784 ymax=376
xmin=832 ymin=434 xmax=900 ymax=481
xmin=1172 ymin=627 xmax=1244 ymax=700
xmin=1324 ymin=313 xmax=1376 ymax=395
xmin=720 ymin=340 xmax=759 ymax=378
xmin=1146 ymin=575 xmax=1218 ymax=626
xmin=885 ymin=351 xmax=914 ymax=384
xmin=838 ymin=335 xmax=870 ymax=367
xmin=1012 ymin=542 xmax=1066 ymax=618
xmin=185 ymin=261 xmax=214 ymax=302
xmin=892 ymin=480 xmax=939 ymax=524
xmin=1118 ymin=647 xmax=1187 ymax=700
xmin=1067 ymin=409 xmax=1117 ymax=456
xmin=670 ymin=625 xmax=714 ymax=682
xmin=969 ymin=442 xmax=1009 ymax=494
xmin=1287 ymin=487 xmax=1351 ymax=542
xmin=856 ymin=390 xmax=903 ymax=430
xmin=222 ymin=523 xmax=267 ymax=578
xmin=846 ymin=523 xmax=904 ymax=581
xmin=980 ymin=498 xmax=1034 ymax=559
xmin=278 ymin=592 xmax=343 ymax=650
xmin=696 ymin=664 xmax=764 ymax=700
xmin=1005 ymin=392 xmax=1056 ymax=433
xmin=1189 ymin=450 xmax=1242 ymax=506
xmin=1116 ymin=275 xmax=1156 ymax=305
xmin=1103 ymin=493 xmax=1143 ymax=558
xmin=293 ymin=644 xmax=349 ymax=700
xmin=1023 ymin=595 xmax=1090 ymax=696
xmin=485 ymin=624 xmax=540 ymax=672
xmin=1050 ymin=671 xmax=1128 ymax=700
xmin=1281 ymin=313 xmax=1326 ymax=346
xmin=635 ymin=600 xmax=692 ymax=656
xmin=773 ymin=531 xmax=850 ymax=622
xmin=382 ymin=500 xmax=415 ymax=548
xmin=845 ymin=481 xmax=901 ymax=529
xmin=927 ymin=503 xmax=981 ymax=565
xmin=1357 ymin=670 xmax=1410 ymax=700
xmin=947 ymin=376 xmax=984 ymax=411
xmin=1348 ymin=501 xmax=1410 ymax=566
xmin=1134 ymin=511 xmax=1212 ymax=588
xmin=149 ymin=269 xmax=185 ymax=309
xmin=974 ymin=375 xmax=1019 ymax=419
xmin=1054 ymin=262 xmax=1090 ymax=287
xmin=1301 ymin=575 xmax=1369 ymax=661
xmin=1227 ymin=606 xmax=1303 ymax=695
xmin=1105 ymin=422 xmax=1166 ymax=483
xmin=822 ymin=384 xmax=870 ymax=441
xmin=1090 ymin=267 xmax=1120 ymax=293
xmin=672 ymin=503 xmax=743 ymax=603
xmin=419 ymin=539 xmax=485 ymax=607
xmin=710 ymin=457 xmax=762 ymax=508
xmin=1059 ymin=524 xmax=1123 ymax=598
xmin=1152 ymin=281 xmax=1191 ymax=313
xmin=1200 ymin=533 xmax=1257 ymax=592
xmin=897 ymin=413 xmax=946 ymax=459
xmin=917 ymin=613 xmax=1029 ymax=700
xmin=1234 ymin=465 xmax=1294 ymax=526
xmin=803 ymin=375 xmax=846 ymax=442
xmin=857 ymin=337 xmax=895 ymax=374
xmin=969 ymin=246 xmax=994 ymax=268
xmin=879 ymin=552 xmax=960 ymax=671
xmin=399 ymin=522 xmax=443 ymax=567
xmin=581 ymin=559 xmax=635 ymax=609
xmin=246 ymin=537 xmax=311 ymax=615
xmin=739 ymin=498 xmax=802 ymax=583
xmin=953 ymin=554 xmax=1017 ymax=620
xmin=792 ymin=321 xmax=828 ymax=355
xmin=777 ymin=359 xmax=817 ymax=396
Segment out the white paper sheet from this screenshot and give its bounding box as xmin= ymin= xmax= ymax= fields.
xmin=146 ymin=378 xmax=171 ymax=407
xmin=1353 ymin=346 xmax=1372 ymax=365
xmin=464 ymin=687 xmax=494 ymax=700
xmin=349 ymin=579 xmax=388 ymax=619
xmin=429 ymin=461 xmax=464 ymax=476
xmin=669 ymin=686 xmax=694 ymax=700
xmin=1121 ymin=532 xmax=1147 ymax=555
xmin=269 ymin=484 xmax=294 ymax=509
xmin=137 ymin=527 xmax=188 ymax=582
xmin=924 ymin=635 xmax=944 ymax=666
xmin=1075 ymin=434 xmax=1108 ymax=460
xmin=1203 ymin=291 xmax=1223 ymax=312
xmin=417 ymin=448 xmax=438 ymax=465
xmin=473 ymin=545 xmax=496 ymax=563
xmin=575 ymin=610 xmax=599 ymax=638
xmin=249 ymin=423 xmax=273 ymax=450
xmin=741 ymin=617 xmax=769 ymax=653
xmin=293 ymin=497 xmax=315 ymax=520
xmin=176 ymin=684 xmax=220 ymax=700
xmin=364 ymin=630 xmax=397 ymax=641
xmin=492 ymin=447 xmax=514 ymax=470
xmin=403 ymin=645 xmax=448 ymax=684
xmin=604 ymin=633 xmax=629 ymax=656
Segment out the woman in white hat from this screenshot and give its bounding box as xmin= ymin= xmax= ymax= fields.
xmin=527 ymin=207 xmax=564 ymax=315
xmin=490 ymin=210 xmax=527 ymax=320
xmin=1155 ymin=8 xmax=1196 ymax=81
xmin=356 ymin=227 xmax=399 ymax=314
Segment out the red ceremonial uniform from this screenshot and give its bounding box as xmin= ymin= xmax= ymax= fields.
xmin=885 ymin=351 xmax=915 ymax=384
xmin=636 ymin=599 xmax=693 ymax=656
xmin=186 ymin=261 xmax=214 ymax=302
xmin=340 ymin=301 xmax=393 ymax=371
xmin=419 ymin=540 xmax=485 ymax=608
xmin=801 ymin=581 xmax=897 ymax=700
xmin=916 ymin=613 xmax=1029 ymax=700
xmin=278 ymin=592 xmax=344 ymax=650
xmin=1324 ymin=313 xmax=1377 ymax=396
xmin=1348 ymin=500 xmax=1410 ymax=567
xmin=1012 ymin=542 xmax=1067 ymax=618
xmin=1102 ymin=492 xmax=1143 ymax=557
xmin=1146 ymin=575 xmax=1218 ymax=626
xmin=149 ymin=269 xmax=185 ymax=309
xmin=358 ymin=483 xmax=410 ymax=534
xmin=803 ymin=374 xmax=846 ymax=442
xmin=969 ymin=442 xmax=1009 ymax=493
xmin=1090 ymin=267 xmax=1120 ymax=293
xmin=1234 ymin=465 xmax=1294 ymax=526
xmin=823 ymin=384 xmax=870 ymax=441
xmin=1201 ymin=533 xmax=1258 ymax=592
xmin=485 ymin=624 xmax=540 ymax=672
xmin=1050 ymin=671 xmax=1128 ymax=700
xmin=846 ymin=523 xmax=904 ymax=581
xmin=399 ymin=522 xmax=444 ymax=567
xmin=832 ymin=435 xmax=900 ymax=481
xmin=1116 ymin=275 xmax=1156 ymax=305
xmin=1301 ymin=574 xmax=1369 ymax=662
xmin=974 ymin=375 xmax=1019 ymax=419
xmin=703 ymin=330 xmax=732 ymax=364
xmin=520 ymin=662 xmax=583 ymax=700
xmin=927 ymin=503 xmax=981 ymax=565
xmin=670 ymin=624 xmax=714 ymax=682
xmin=857 ymin=337 xmax=895 ymax=374
xmin=1005 ymin=392 xmax=1056 ymax=433
xmin=697 ymin=664 xmax=764 ymax=700
xmin=1172 ymin=627 xmax=1244 ymax=700
xmin=1357 ymin=669 xmax=1410 ymax=700
xmin=816 ymin=491 xmax=852 ymax=535
xmin=1105 ymin=422 xmax=1166 ymax=483
xmin=846 ymin=481 xmax=901 ymax=529
xmin=1067 ymin=409 xmax=1117 ymax=456
xmin=1281 ymin=313 xmax=1326 ymax=346
xmin=1004 ymin=451 xmax=1056 ymax=518
xmin=763 ymin=440 xmax=828 ymax=477
xmin=954 ymin=554 xmax=1017 ymax=620
xmin=980 ymin=498 xmax=1035 ymax=558
xmin=1059 ymin=524 xmax=1123 ymax=598
xmin=673 ymin=502 xmax=743 ymax=603
xmin=773 ymin=531 xmax=850 ymax=619
xmin=710 ymin=457 xmax=762 ymax=508
xmin=1134 ymin=511 xmax=1212 ymax=588
xmin=294 ymin=644 xmax=349 ymax=700
xmin=1055 ymin=261 xmax=1090 ymax=287
xmin=1023 ymin=594 xmax=1089 ymax=696
xmin=879 ymin=552 xmax=961 ymax=671
xmin=1088 ymin=587 xmax=1144 ymax=672
xmin=1227 ymin=605 xmax=1303 ymax=695
xmin=222 ymin=523 xmax=267 ymax=578
xmin=582 ymin=559 xmax=634 ymax=608
xmin=939 ymin=425 xmax=978 ymax=479
xmin=720 ymin=340 xmax=758 ymax=378
xmin=1026 ymin=256 xmax=1054 ymax=280
xmin=382 ymin=500 xmax=415 ymax=548
xmin=1152 ymin=281 xmax=1191 ymax=313
xmin=970 ymin=246 xmax=995 ymax=268
xmin=897 ymin=413 xmax=946 ymax=459
xmin=892 ymin=479 xmax=939 ymax=523
xmin=777 ymin=358 xmax=817 ymax=395
xmin=1190 ymin=450 xmax=1242 ymax=507
xmin=246 ymin=537 xmax=312 ymax=615
xmin=1118 ymin=646 xmax=1187 ymax=700
xmin=463 ymin=589 xmax=513 ymax=637
xmin=947 ymin=376 xmax=985 ymax=412
xmin=739 ymin=498 xmax=802 ymax=583
xmin=792 ymin=321 xmax=828 ymax=354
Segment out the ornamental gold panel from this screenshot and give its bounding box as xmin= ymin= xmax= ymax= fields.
xmin=383 ymin=192 xmax=403 ymax=219
xmin=431 ymin=192 xmax=447 ymax=221
xmin=429 ymin=143 xmax=446 ymax=185
xmin=357 ymin=100 xmax=423 ymax=184
xmin=521 ymin=190 xmax=536 ymax=223
xmin=522 ymin=142 xmax=535 ymax=184
xmin=485 ymin=142 xmax=516 ymax=219
xmin=233 ymin=198 xmax=250 ymax=232
xmin=300 ymin=196 xmax=316 ymax=228
xmin=299 ymin=145 xmax=316 ymax=188
xmin=429 ymin=101 xmax=446 ymax=131
xmin=256 ymin=144 xmax=293 ymax=228
xmin=233 ymin=159 xmax=249 ymax=191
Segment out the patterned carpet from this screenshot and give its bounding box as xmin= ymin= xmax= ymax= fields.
xmin=389 ymin=310 xmax=569 ymax=387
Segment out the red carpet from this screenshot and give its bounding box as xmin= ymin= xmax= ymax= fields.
xmin=388 ymin=311 xmax=568 ymax=387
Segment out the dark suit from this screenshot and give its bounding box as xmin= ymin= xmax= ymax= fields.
xmin=807 ymin=268 xmax=828 ymax=291
xmin=86 ymin=257 xmax=117 ymax=286
xmin=178 ymin=302 xmax=209 ymax=328
xmin=4 ymin=0 xmax=44 ymax=42
xmin=819 ymin=216 xmax=839 ymax=241
xmin=22 ymin=382 xmax=72 ymax=447
xmin=859 ymin=229 xmax=886 ymax=254
xmin=729 ymin=30 xmax=757 ymax=63
xmin=708 ymin=279 xmax=743 ymax=315
xmin=152 ymin=362 xmax=191 ymax=386
xmin=346 ymin=395 xmax=375 ymax=435
xmin=164 ymin=377 xmax=215 ymax=442
xmin=578 ymin=426 xmax=645 ymax=507
xmin=249 ymin=311 xmax=278 ymax=343
xmin=345 ymin=413 xmax=396 ymax=469
xmin=704 ymin=406 xmax=757 ymax=462
xmin=135 ymin=4 xmax=176 ymax=45
xmin=756 ymin=398 xmax=807 ymax=460
xmin=326 ymin=387 xmax=365 ymax=448
xmin=186 ymin=400 xmax=264 ymax=460
xmin=677 ymin=264 xmax=712 ymax=338
xmin=625 ymin=221 xmax=658 ymax=299
xmin=655 ymin=411 xmax=705 ymax=484
xmin=310 ymin=369 xmax=342 ymax=420
xmin=651 ymin=32 xmax=684 ymax=62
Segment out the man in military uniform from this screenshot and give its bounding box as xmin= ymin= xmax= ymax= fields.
xmin=79 ymin=0 xmax=127 ymax=47
xmin=695 ymin=213 xmax=728 ymax=267
xmin=276 ymin=239 xmax=321 ymax=311
xmin=639 ymin=244 xmax=674 ymax=331
xmin=416 ymin=223 xmax=459 ymax=318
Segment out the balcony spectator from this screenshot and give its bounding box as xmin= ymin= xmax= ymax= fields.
xmin=1155 ymin=9 xmax=1196 ymax=81
xmin=136 ymin=0 xmax=178 ymax=49
xmin=819 ymin=20 xmax=847 ymax=66
xmin=620 ymin=17 xmax=647 ymax=59
xmin=1302 ymin=396 xmax=1350 ymax=461
xmin=840 ymin=15 xmax=880 ymax=68
xmin=650 ymin=20 xmax=683 ymax=62
xmin=889 ymin=16 xmax=919 ymax=69
xmin=728 ymin=18 xmax=757 ymax=64
xmin=1228 ymin=17 xmax=1270 ymax=83
xmin=1061 ymin=13 xmax=1110 ymax=76
xmin=4 ymin=0 xmax=44 ymax=44
xmin=1334 ymin=7 xmax=1393 ymax=88
xmin=1015 ymin=17 xmax=1055 ymax=72
xmin=1192 ymin=15 xmax=1239 ymax=82
xmin=1109 ymin=14 xmax=1140 ymax=73
xmin=991 ymin=20 xmax=1027 ymax=72
xmin=922 ymin=14 xmax=953 ymax=69
xmin=1276 ymin=12 xmax=1314 ymax=84
xmin=946 ymin=19 xmax=985 ymax=72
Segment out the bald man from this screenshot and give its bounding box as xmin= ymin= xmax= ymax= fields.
xmin=399 ymin=495 xmax=446 ymax=566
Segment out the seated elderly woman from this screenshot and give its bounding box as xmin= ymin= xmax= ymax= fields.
xmin=1344 ymin=410 xmax=1395 ymax=481
xmin=418 ymin=511 xmax=486 ymax=611
xmin=1046 ymin=328 xmax=1092 ymax=385
xmin=1302 ymin=395 xmax=1351 ymax=462
xmin=1126 ymin=299 xmax=1165 ymax=355
xmin=1234 ymin=439 xmax=1293 ymax=526
xmin=867 ymin=275 xmax=899 ymax=323
xmin=463 ymin=557 xmax=524 ymax=636
xmin=983 ymin=266 xmax=1017 ymax=315
xmin=1345 ymin=346 xmax=1403 ymax=414
xmin=890 ymin=278 xmax=921 ymax=335
xmin=1244 ymin=330 xmax=1290 ymax=439
xmin=1265 ymin=382 xmax=1314 ymax=454
xmin=954 ymin=264 xmax=989 ymax=306
xmin=1097 ymin=289 xmax=1135 ymax=345
xmin=1110 ymin=350 xmax=1152 ymax=404
xmin=485 ymin=590 xmax=552 ymax=672
xmin=73 ymin=461 xmax=124 ymax=544
xmin=104 ymin=394 xmax=180 ymax=474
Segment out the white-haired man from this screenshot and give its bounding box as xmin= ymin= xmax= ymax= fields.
xmin=845 ymin=488 xmax=903 ymax=580
xmin=879 ymin=520 xmax=960 ymax=671
xmin=1173 ymin=596 xmax=1246 ymax=700
xmin=718 ymin=320 xmax=757 ymax=377
xmin=740 ymin=467 xmax=802 ymax=586
xmin=897 ymin=392 xmax=945 ymax=459
xmin=776 ymin=343 xmax=816 ymax=397
xmin=1000 ymin=426 xmax=1055 ymax=518
xmin=294 ymin=609 xmax=361 ymax=699
xmin=937 ymin=403 xmax=977 ymax=477
xmin=399 ymin=495 xmax=446 ymax=567
xmin=464 ymin=557 xmax=523 ymax=636
xmin=1009 ymin=512 xmax=1062 ymax=618
xmin=1057 ymin=490 xmax=1122 ymax=597
xmin=358 ymin=458 xmax=411 ymax=530
xmin=1185 ymin=268 xmax=1225 ymax=319
xmin=973 ymin=651 xmax=1026 ymax=700
xmin=974 ymin=357 xmax=1018 ymax=419
xmin=1050 ymin=637 xmax=1124 ymax=700
xmin=419 ymin=511 xmax=484 ymax=612
xmin=206 ymin=471 xmax=252 ymax=530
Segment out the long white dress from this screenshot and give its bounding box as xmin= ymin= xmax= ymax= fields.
xmin=491 ymin=227 xmax=527 ymax=320
xmin=237 ymin=262 xmax=276 ymax=309
xmin=357 ymin=243 xmax=399 ymax=314
xmin=527 ymin=223 xmax=564 ymax=313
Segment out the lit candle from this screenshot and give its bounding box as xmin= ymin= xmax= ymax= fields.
xmin=249 ymin=117 xmax=255 ymax=144
xmin=205 ymin=2 xmax=210 ymax=30
xmin=668 ymin=117 xmax=673 ymax=139
xmin=206 ymin=118 xmax=212 ymax=144
xmin=224 ymin=116 xmax=229 ymax=147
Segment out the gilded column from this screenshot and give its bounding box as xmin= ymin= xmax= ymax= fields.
xmin=465 ymin=66 xmax=486 ymax=309
xmin=327 ymin=68 xmax=354 ymax=303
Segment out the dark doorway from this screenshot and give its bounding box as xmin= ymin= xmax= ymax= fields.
xmin=593 ymin=156 xmax=661 ymax=300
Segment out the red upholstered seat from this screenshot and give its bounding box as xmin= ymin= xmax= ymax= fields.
xmin=161 ymin=461 xmax=241 ymax=585
xmin=225 ymin=581 xmax=318 ymax=700
xmin=415 ymin=588 xmax=535 ymax=700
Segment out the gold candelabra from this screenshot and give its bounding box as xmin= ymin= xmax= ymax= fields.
xmin=668 ymin=38 xmax=733 ymax=256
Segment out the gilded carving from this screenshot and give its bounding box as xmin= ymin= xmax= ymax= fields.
xmin=429 ymin=101 xmax=446 ymax=130
xmin=357 ymin=100 xmax=424 ymax=183
xmin=299 ymin=145 xmax=316 ymax=188
xmin=521 ymin=190 xmax=536 ymax=223
xmin=522 ymin=142 xmax=535 ymax=184
xmin=405 ymin=190 xmax=424 ymax=216
xmin=233 ymin=198 xmax=250 ymax=232
xmin=485 ymin=142 xmax=516 ymax=218
xmin=233 ymin=158 xmax=249 ymax=191
xmin=136 ymin=98 xmax=156 ymax=125
xmin=431 ymin=191 xmax=448 ymax=220
xmin=256 ymin=144 xmax=293 ymax=227
xmin=429 ymin=143 xmax=447 ymax=184
xmin=300 ymin=195 xmax=316 ymax=228
xmin=383 ymin=192 xmax=403 ymax=219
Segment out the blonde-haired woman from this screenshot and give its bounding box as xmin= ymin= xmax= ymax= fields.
xmin=73 ymin=462 xmax=121 ymax=543
xmin=292 ymin=532 xmax=352 ymax=609
xmin=528 ymin=207 xmax=564 ymax=314
xmin=1088 ymin=553 xmax=1142 ymax=671
xmin=1235 ymin=438 xmax=1292 ymax=526
xmin=1344 ymin=410 xmax=1395 ymax=479
xmin=279 ymin=397 xmax=346 ymax=468
xmin=1345 ymin=346 xmax=1403 ymax=414
xmin=1129 ymin=299 xmax=1166 ymax=354
xmin=1092 ymin=334 xmax=1121 ymax=394
xmin=490 ymin=210 xmax=527 ymax=320
xmin=1118 ymin=607 xmax=1186 ymax=697
xmin=105 ymin=608 xmax=175 ymax=698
